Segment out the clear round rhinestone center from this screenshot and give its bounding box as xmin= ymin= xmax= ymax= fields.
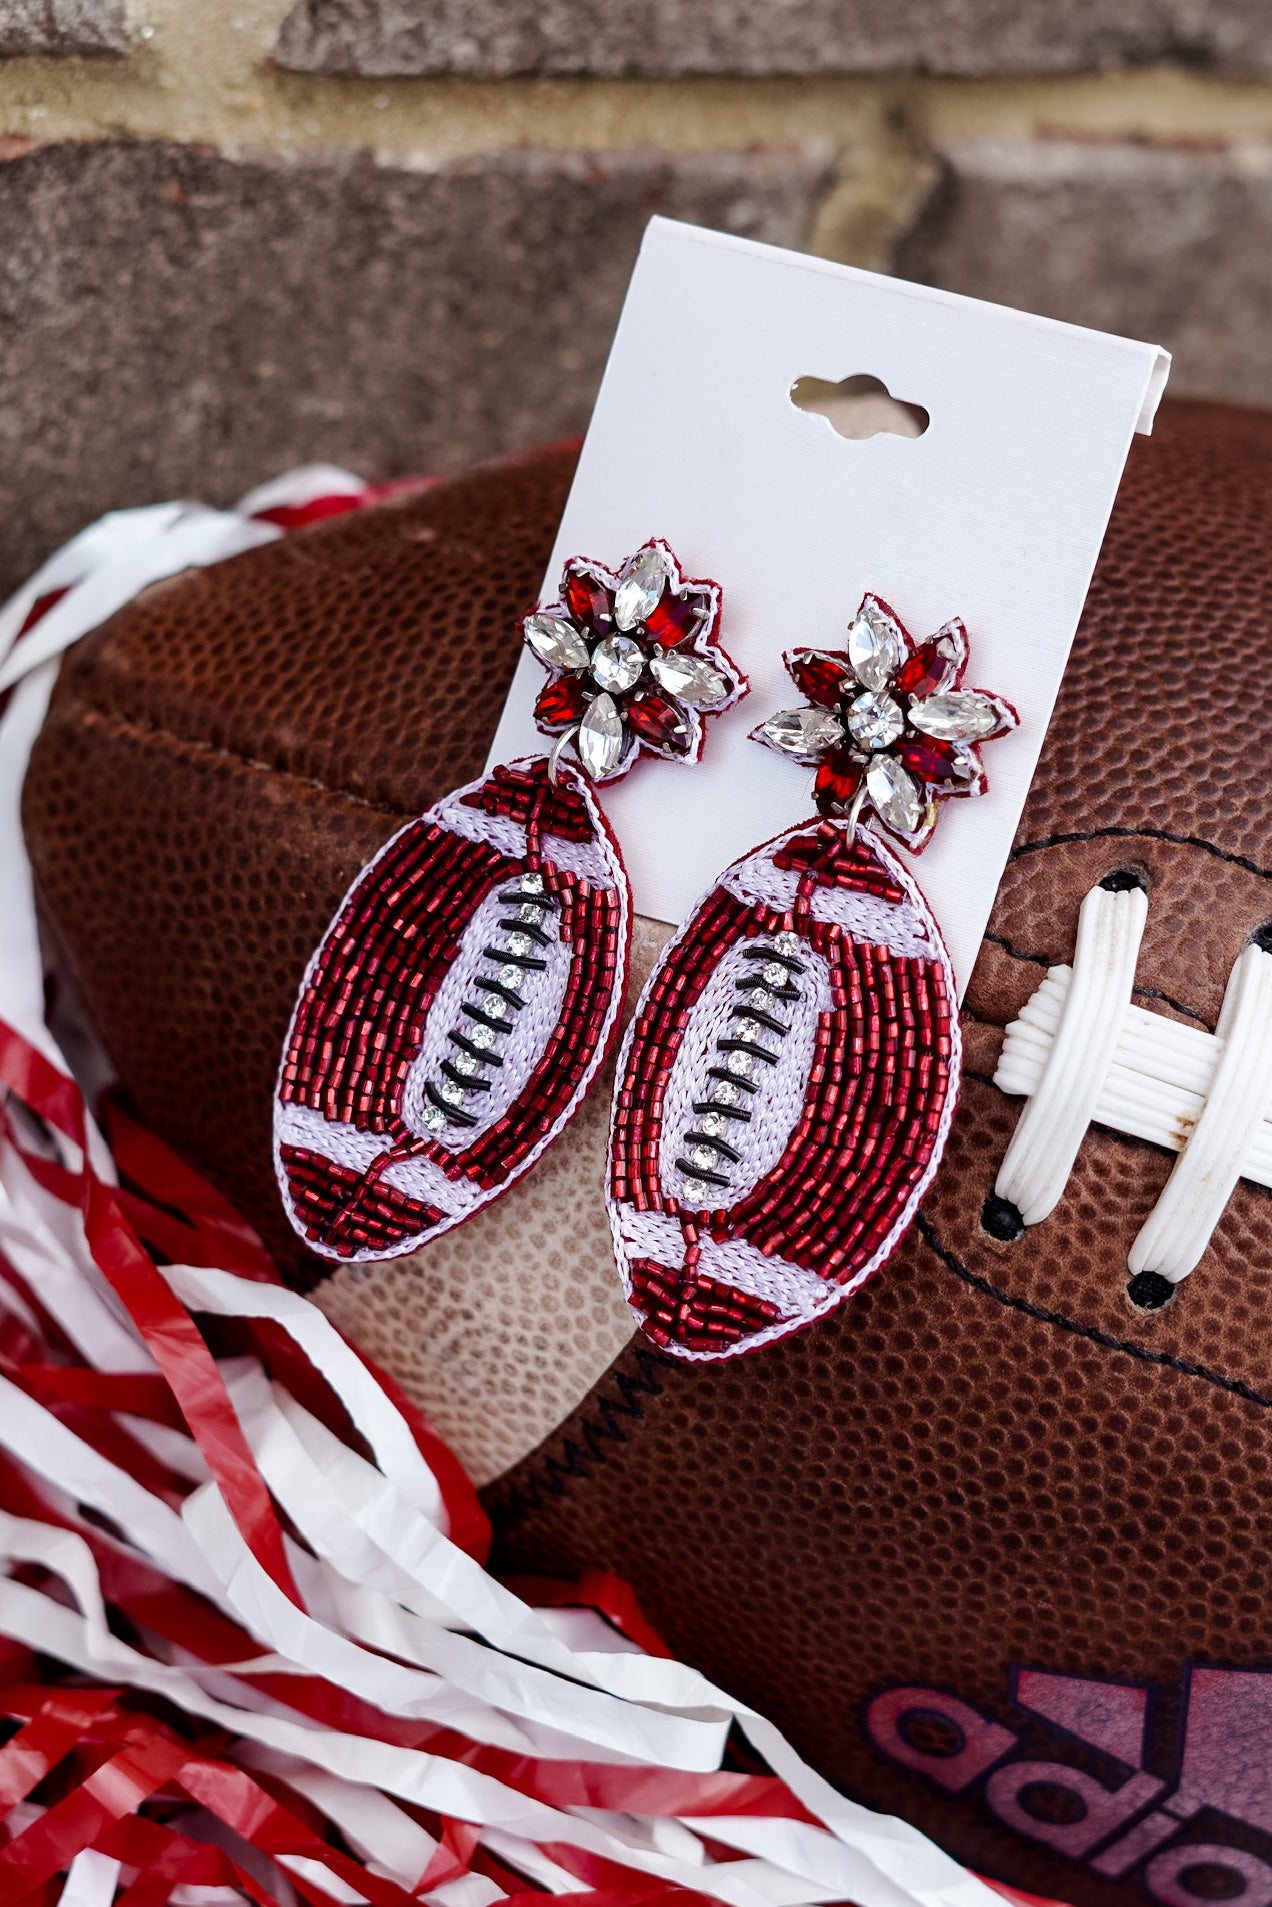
xmin=845 ymin=689 xmax=904 ymax=752
xmin=590 ymin=634 xmax=645 ymax=695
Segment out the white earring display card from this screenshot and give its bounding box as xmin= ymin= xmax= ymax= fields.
xmin=487 ymin=217 xmax=1170 ymax=993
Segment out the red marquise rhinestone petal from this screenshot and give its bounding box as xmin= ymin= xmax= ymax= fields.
xmin=896 ymin=733 xmax=971 ymax=787
xmin=562 ymin=567 xmax=616 ymax=637
xmin=790 ymin=649 xmax=851 ymax=709
xmin=534 ymin=673 xmax=589 ymax=730
xmin=893 ymin=637 xmax=957 ymax=701
xmin=813 ymin=748 xmax=863 ymax=815
xmin=644 ymin=589 xmax=703 ymax=649
xmin=627 ymin=687 xmax=693 ymax=755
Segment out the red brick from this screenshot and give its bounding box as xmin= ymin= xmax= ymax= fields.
xmin=893 ymin=140 xmax=1272 ymax=406
xmin=0 ymin=0 xmax=126 ymax=58
xmin=0 ymin=138 xmax=831 ymax=597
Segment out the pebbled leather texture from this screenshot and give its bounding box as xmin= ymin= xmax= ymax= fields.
xmin=22 ymin=402 xmax=1272 ymax=1907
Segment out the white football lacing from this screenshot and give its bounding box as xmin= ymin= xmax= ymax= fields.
xmin=993 ymin=878 xmax=1272 ymax=1289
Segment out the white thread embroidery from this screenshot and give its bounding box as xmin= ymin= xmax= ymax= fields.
xmin=439 ymin=796 xmax=614 ymax=888
xmin=617 ymin=1209 xmax=833 ymax=1313
xmin=657 ymin=936 xmax=831 ymax=1209
xmin=994 ymin=883 xmax=1272 ymax=1283
xmin=401 ymin=879 xmax=572 ymax=1145
xmin=274 ymin=1105 xmax=384 ymax=1179
xmin=722 ymin=856 xmax=938 ymax=958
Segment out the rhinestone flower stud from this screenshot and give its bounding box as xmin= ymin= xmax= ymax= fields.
xmin=523 ymin=540 xmax=747 ymax=783
xmin=752 ymin=592 xmax=1018 ymax=851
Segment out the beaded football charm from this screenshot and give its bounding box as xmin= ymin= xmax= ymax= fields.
xmin=275 ymin=541 xmax=744 ymax=1260
xmin=608 ymin=593 xmax=1018 ymax=1359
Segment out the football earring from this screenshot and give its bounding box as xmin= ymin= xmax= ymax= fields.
xmin=607 ymin=593 xmax=1018 ymax=1361
xmin=274 ymin=540 xmax=746 ymax=1261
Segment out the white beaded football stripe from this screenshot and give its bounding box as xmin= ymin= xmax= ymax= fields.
xmin=722 ymin=857 xmax=940 ymax=959
xmin=441 ymin=799 xmax=615 ymax=887
xmin=273 ymin=1105 xmax=494 ymax=1222
xmin=616 ymin=1209 xmax=835 ymax=1315
xmin=995 ymin=882 xmax=1272 ymax=1284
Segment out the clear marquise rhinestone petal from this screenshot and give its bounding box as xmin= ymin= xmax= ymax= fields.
xmin=848 ymin=609 xmax=905 ymax=692
xmin=577 ymin=691 xmax=626 ymax=779
xmin=590 ymin=633 xmax=646 ymax=694
xmin=909 ymin=690 xmax=1004 ymax=741
xmin=759 ymin=706 xmax=845 ymax=757
xmin=866 ymin=753 xmax=925 ymax=834
xmin=845 ymin=688 xmax=904 ymax=752
xmin=523 ymin=612 xmax=590 ymax=672
xmin=649 ymin=649 xmax=731 ymax=707
xmin=613 ymin=546 xmax=669 ymax=630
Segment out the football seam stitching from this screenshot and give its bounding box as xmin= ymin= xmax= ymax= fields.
xmin=1010 ymin=823 xmax=1272 ymax=885
xmin=982 ymin=930 xmax=1209 ymax=1028
xmin=485 ymin=1349 xmax=668 ymax=1525
xmin=914 ymin=1212 xmax=1272 ymax=1409
xmin=49 ymin=696 xmax=422 ymax=823
xmin=494 ymin=1138 xmax=1272 ymax=1523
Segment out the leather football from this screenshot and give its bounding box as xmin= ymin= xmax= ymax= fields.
xmin=23 ymin=403 xmax=1272 ymax=1907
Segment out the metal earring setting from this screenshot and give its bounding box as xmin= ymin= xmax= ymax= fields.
xmin=273 ymin=540 xmax=745 ymax=1262
xmin=606 ymin=593 xmax=1018 ymax=1361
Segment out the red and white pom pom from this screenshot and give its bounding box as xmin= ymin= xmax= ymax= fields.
xmin=0 ymin=471 xmax=1051 ymax=1907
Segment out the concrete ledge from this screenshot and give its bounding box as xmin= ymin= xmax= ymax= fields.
xmin=275 ymin=0 xmax=1272 ymax=79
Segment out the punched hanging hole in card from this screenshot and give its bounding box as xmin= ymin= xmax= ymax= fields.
xmin=790 ymin=371 xmax=929 ymax=441
xmin=489 ymin=219 xmax=1170 ymax=986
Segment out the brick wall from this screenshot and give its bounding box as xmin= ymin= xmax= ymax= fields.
xmin=0 ymin=0 xmax=1269 ymax=593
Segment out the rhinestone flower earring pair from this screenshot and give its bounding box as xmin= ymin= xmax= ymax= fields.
xmin=273 ymin=543 xmax=1016 ymax=1365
